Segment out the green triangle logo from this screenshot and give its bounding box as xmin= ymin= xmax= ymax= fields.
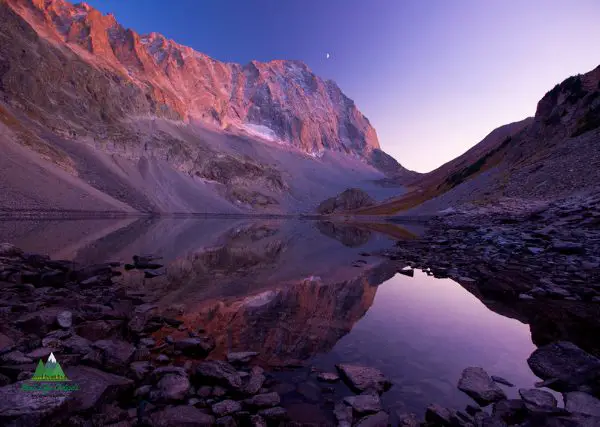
xmin=31 ymin=353 xmax=70 ymax=382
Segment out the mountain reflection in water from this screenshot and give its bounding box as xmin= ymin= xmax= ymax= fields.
xmin=0 ymin=217 xmax=542 ymax=415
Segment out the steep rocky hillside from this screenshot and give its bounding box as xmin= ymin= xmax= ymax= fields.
xmin=0 ymin=0 xmax=413 ymax=214
xmin=359 ymin=65 xmax=600 ymax=216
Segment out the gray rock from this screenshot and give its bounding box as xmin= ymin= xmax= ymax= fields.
xmin=196 ymin=361 xmax=242 ymax=390
xmin=396 ymin=412 xmax=420 ymax=427
xmin=243 ymin=372 xmax=266 ymax=395
xmin=425 ymin=404 xmax=453 ymax=425
xmin=552 ymin=241 xmax=585 ymax=254
xmin=0 ymin=243 xmax=23 ymax=257
xmin=343 ymin=393 xmax=382 ymax=414
xmin=334 ymin=402 xmax=354 ymax=427
xmin=491 ymin=376 xmax=515 ymax=387
xmin=56 ymin=310 xmax=73 ymax=329
xmin=62 ymin=334 xmax=92 ymax=355
xmin=216 ymin=415 xmax=238 ymax=427
xmin=493 ymin=399 xmax=527 ymax=424
xmin=129 ymin=361 xmax=153 ymax=381
xmin=135 ymin=385 xmax=152 ymax=397
xmin=458 ymin=367 xmax=507 ymax=405
xmin=174 ymin=337 xmax=215 ymax=358
xmin=519 ymin=294 xmax=535 ymax=300
xmin=527 ymin=341 xmax=600 ymax=391
xmin=258 ymin=406 xmax=287 ymax=420
xmin=317 ymin=372 xmax=340 ymax=382
xmin=336 ymin=363 xmax=392 ymax=394
xmin=317 ymin=188 xmax=376 ymax=214
xmin=244 ymin=392 xmax=281 ymax=409
xmin=0 ymin=350 xmax=33 ymax=364
xmin=226 ymin=351 xmax=259 ymax=364
xmin=26 ymin=347 xmax=53 ymax=359
xmin=519 ymin=388 xmax=558 ymax=408
xmin=250 ymin=415 xmax=267 ymax=427
xmin=0 ymin=380 xmax=68 ymax=425
xmin=212 ymin=399 xmax=242 ymax=417
xmin=151 ymin=405 xmax=214 ymax=427
xmin=156 ymin=354 xmax=170 ymax=363
xmin=564 ymin=391 xmax=600 ymax=416
xmin=139 ymin=338 xmax=156 ymax=348
xmin=354 ymin=411 xmax=390 ymax=427
xmin=64 ymin=365 xmax=134 ymax=412
xmin=157 ymin=373 xmax=191 ymax=401
xmin=92 ymin=339 xmax=135 ymax=373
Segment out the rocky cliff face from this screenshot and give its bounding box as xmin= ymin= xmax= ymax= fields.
xmin=0 ymin=0 xmax=413 ymax=214
xmin=3 ymin=0 xmax=386 ymax=158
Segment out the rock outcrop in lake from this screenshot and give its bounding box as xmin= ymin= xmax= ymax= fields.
xmin=317 ymin=188 xmax=377 ymax=214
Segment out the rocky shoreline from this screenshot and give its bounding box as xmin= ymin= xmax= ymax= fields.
xmin=1 ymin=224 xmax=600 ymax=427
xmin=385 ymin=193 xmax=600 ymax=357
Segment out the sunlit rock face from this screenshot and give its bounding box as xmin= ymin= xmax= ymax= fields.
xmin=3 ymin=0 xmax=391 ymax=160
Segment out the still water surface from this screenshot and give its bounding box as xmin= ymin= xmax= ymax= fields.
xmin=0 ymin=217 xmax=546 ymax=419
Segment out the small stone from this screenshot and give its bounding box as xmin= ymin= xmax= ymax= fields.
xmin=317 ymin=372 xmax=340 ymax=382
xmin=212 ymin=400 xmax=242 ymax=417
xmin=258 ymin=406 xmax=287 ymax=421
xmin=354 ymin=411 xmax=389 ymax=427
xmin=493 ymin=399 xmax=527 ymax=424
xmin=135 ymin=385 xmax=152 ymax=397
xmin=216 ymin=415 xmax=237 ymax=427
xmin=425 ymin=404 xmax=453 ymax=425
xmin=151 ymin=405 xmax=214 ymax=427
xmin=243 ymin=392 xmax=280 ymax=409
xmin=518 ymin=294 xmax=535 ymax=300
xmin=156 ymin=354 xmax=170 ymax=363
xmin=244 ymin=372 xmax=266 ymax=395
xmin=343 ymin=393 xmax=382 ymax=414
xmin=465 ymin=404 xmax=482 ymax=416
xmin=139 ymin=338 xmax=156 ymax=348
xmin=336 ymin=364 xmax=392 ymax=394
xmin=56 ymin=311 xmax=73 ymax=329
xmin=491 ymin=376 xmax=515 ymax=387
xmin=197 ymin=386 xmax=212 ymax=398
xmin=518 ymin=388 xmax=557 ymax=407
xmin=0 ymin=351 xmax=32 ymax=364
xmin=0 ymin=243 xmax=23 ymax=257
xmin=196 ymin=361 xmax=242 ymax=390
xmin=396 ymin=412 xmax=420 ymax=427
xmin=249 ymin=415 xmax=267 ymax=427
xmin=334 ymin=402 xmax=353 ymax=427
xmin=226 ymin=352 xmax=259 ymax=364
xmin=157 ymin=373 xmax=190 ymax=401
xmin=458 ymin=367 xmax=507 ymax=405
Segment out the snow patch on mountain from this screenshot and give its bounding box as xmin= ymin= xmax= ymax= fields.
xmin=240 ymin=123 xmax=278 ymax=142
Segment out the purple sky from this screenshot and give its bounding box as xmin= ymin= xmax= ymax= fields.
xmin=86 ymin=0 xmax=600 ymax=172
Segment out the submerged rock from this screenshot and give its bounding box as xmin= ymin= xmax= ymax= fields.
xmin=317 ymin=372 xmax=340 ymax=382
xmin=457 ymin=367 xmax=507 ymax=405
xmin=491 ymin=375 xmax=515 ymax=387
xmin=354 ymin=411 xmax=390 ymax=427
xmin=527 ymin=341 xmax=600 ymax=391
xmin=336 ymin=364 xmax=392 ymax=394
xmin=343 ymin=393 xmax=382 ymax=414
